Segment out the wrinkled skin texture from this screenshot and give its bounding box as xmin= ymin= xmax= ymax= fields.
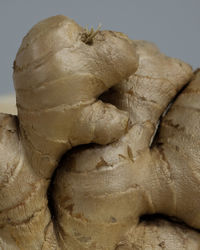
xmin=117 ymin=219 xmax=200 ymax=250
xmin=14 ymin=15 xmax=138 ymax=179
xmin=0 ymin=15 xmax=200 ymax=250
xmin=53 ymin=42 xmax=200 ymax=249
xmin=0 ymin=15 xmax=138 ymax=250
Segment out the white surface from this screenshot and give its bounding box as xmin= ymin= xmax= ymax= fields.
xmin=0 ymin=95 xmax=17 ymax=115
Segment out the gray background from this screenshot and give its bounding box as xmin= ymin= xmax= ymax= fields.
xmin=0 ymin=0 xmax=199 ymax=95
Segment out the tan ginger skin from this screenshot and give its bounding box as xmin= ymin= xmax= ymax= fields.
xmin=0 ymin=15 xmax=200 ymax=249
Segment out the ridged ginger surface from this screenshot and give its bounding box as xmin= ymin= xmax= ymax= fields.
xmin=0 ymin=15 xmax=200 ymax=250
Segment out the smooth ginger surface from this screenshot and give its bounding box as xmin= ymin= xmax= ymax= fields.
xmin=0 ymin=15 xmax=200 ymax=250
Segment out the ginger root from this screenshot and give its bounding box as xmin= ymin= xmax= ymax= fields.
xmin=0 ymin=15 xmax=138 ymax=250
xmin=52 ymin=40 xmax=197 ymax=249
xmin=0 ymin=15 xmax=200 ymax=250
xmin=116 ymin=218 xmax=200 ymax=250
